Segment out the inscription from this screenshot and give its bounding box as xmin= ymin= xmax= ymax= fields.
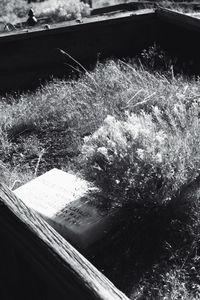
xmin=60 ymin=206 xmax=93 ymax=226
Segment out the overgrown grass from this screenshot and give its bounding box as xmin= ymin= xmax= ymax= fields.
xmin=1 ymin=46 xmax=200 ymax=298
xmin=0 ymin=0 xmax=90 ymax=25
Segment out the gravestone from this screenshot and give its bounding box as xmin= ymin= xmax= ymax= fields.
xmin=14 ymin=168 xmax=118 ymax=250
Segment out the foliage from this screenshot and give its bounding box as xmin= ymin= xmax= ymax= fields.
xmin=0 ymin=0 xmax=90 ymax=24
xmin=0 ymin=0 xmax=27 ymax=23
xmin=80 ymin=101 xmax=200 ymax=208
xmin=93 ymin=0 xmax=129 ymax=8
xmin=31 ymin=0 xmax=90 ymax=23
xmin=79 ymin=84 xmax=200 ymax=298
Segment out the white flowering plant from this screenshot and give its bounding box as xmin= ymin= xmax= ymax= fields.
xmin=81 ymin=101 xmax=200 ymax=209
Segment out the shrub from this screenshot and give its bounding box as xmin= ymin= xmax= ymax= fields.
xmin=80 ymin=100 xmax=200 ymax=209
xmin=0 ymin=0 xmax=27 ymax=23
xmin=32 ymin=0 xmax=90 ymax=23
xmin=0 ymin=0 xmax=90 ymax=24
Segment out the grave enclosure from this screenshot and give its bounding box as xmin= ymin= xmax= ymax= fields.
xmin=1 ymin=4 xmax=200 ymax=300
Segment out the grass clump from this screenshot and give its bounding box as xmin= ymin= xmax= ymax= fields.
xmin=81 ymin=102 xmax=200 ymax=208
xmin=0 ymin=59 xmax=136 ymax=187
xmin=80 ymin=90 xmax=200 ymax=299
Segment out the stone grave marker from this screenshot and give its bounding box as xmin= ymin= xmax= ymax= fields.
xmin=14 ymin=168 xmax=119 ymax=250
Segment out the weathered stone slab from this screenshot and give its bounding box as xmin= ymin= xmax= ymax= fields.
xmin=14 ymin=168 xmax=117 ymax=249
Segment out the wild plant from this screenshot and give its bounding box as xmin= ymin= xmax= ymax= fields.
xmin=0 ymin=0 xmax=90 ymax=24
xmin=80 ymin=100 xmax=200 ymax=207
